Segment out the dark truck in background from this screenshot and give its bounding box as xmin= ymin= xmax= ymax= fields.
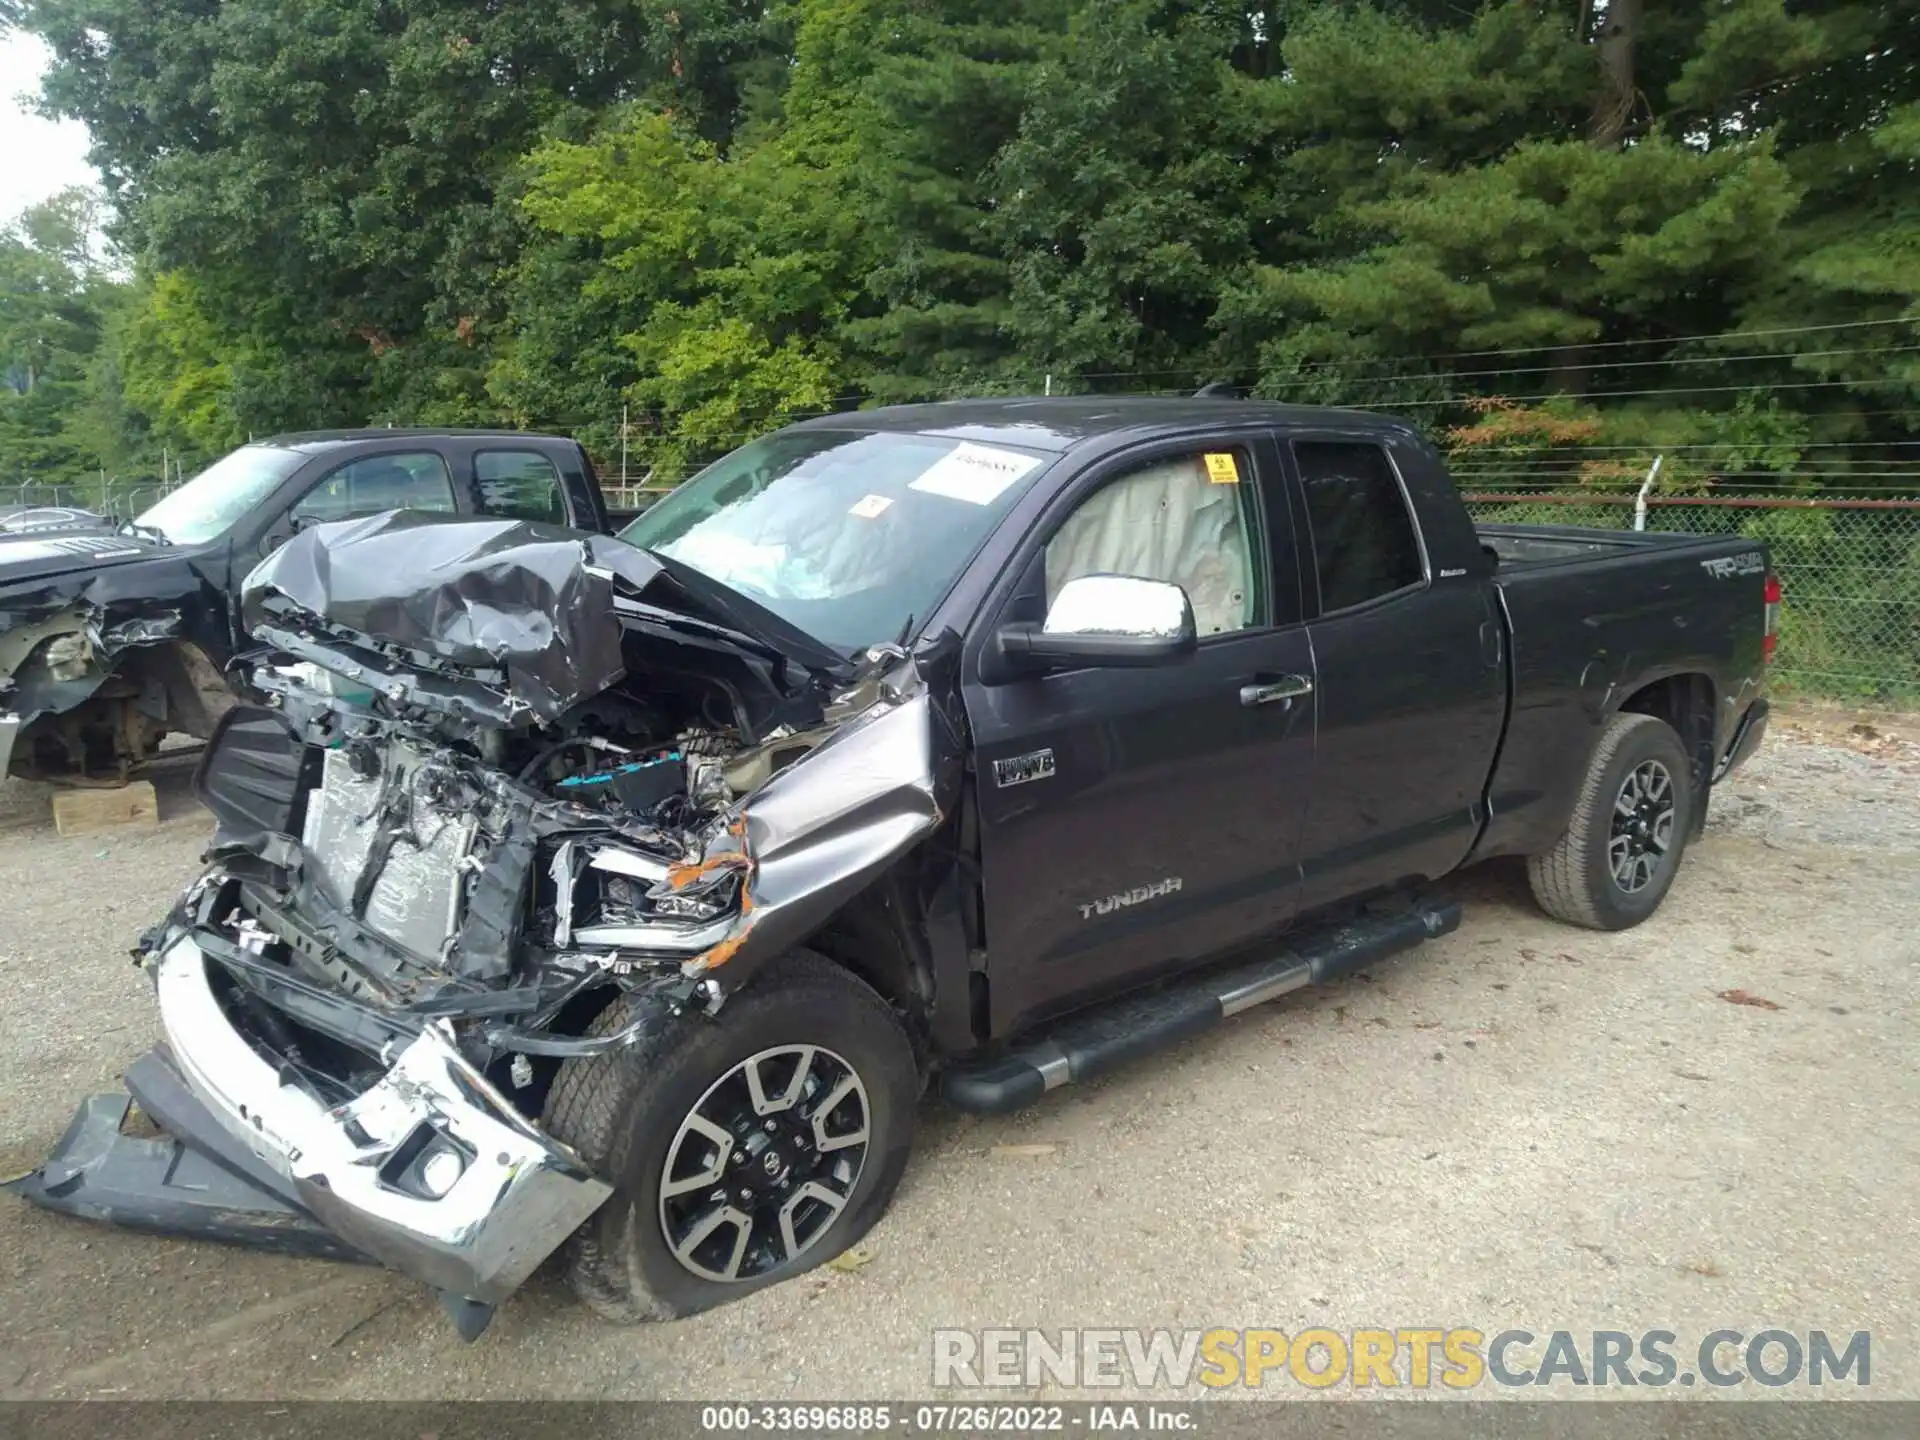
xmin=0 ymin=429 xmax=610 ymax=784
xmin=11 ymin=398 xmax=1775 ymax=1338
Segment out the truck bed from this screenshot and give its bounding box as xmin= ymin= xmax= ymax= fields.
xmin=1466 ymin=520 xmax=1771 ymax=867
xmin=1477 ymin=521 xmax=1730 ymax=571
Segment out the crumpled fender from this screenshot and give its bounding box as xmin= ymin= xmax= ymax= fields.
xmin=672 ymin=638 xmax=969 ymax=991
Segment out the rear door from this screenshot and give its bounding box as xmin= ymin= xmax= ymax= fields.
xmin=1285 ymin=434 xmax=1506 ymax=907
xmin=963 ymin=432 xmax=1317 ymax=1037
xmin=459 ymin=440 xmax=607 ymax=531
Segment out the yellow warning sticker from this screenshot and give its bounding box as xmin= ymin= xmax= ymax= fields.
xmin=1204 ymin=452 xmax=1241 ymax=484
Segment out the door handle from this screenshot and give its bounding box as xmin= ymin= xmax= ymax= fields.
xmin=1240 ymin=674 xmax=1314 ymax=707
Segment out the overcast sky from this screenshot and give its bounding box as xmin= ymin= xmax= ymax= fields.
xmin=1 ymin=31 xmax=97 ymax=226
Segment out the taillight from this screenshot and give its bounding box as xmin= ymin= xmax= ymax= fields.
xmin=1763 ymin=574 xmax=1782 ymax=661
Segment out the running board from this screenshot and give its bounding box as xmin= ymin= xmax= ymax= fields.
xmin=941 ymin=901 xmax=1462 ymax=1116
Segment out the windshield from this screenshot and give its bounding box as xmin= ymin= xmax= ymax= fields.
xmin=136 ymin=446 xmax=307 ymax=545
xmin=619 ymin=429 xmax=1051 ymax=654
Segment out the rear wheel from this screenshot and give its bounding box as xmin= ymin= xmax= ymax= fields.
xmin=1527 ymin=711 xmax=1697 ymax=930
xmin=545 ymin=951 xmax=918 ymax=1321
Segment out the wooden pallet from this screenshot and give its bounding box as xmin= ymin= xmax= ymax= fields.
xmin=51 ymin=780 xmax=160 ymax=838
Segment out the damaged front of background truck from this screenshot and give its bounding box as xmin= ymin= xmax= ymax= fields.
xmin=11 ymin=507 xmax=969 ymax=1337
xmin=0 ymin=527 xmax=234 ymax=783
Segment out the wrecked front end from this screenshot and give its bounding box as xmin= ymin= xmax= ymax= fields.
xmin=9 ymin=512 xmax=958 ymax=1336
xmin=0 ymin=532 xmax=230 ymax=783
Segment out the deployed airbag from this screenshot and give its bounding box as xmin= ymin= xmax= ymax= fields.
xmin=1044 ymin=456 xmax=1254 ymax=636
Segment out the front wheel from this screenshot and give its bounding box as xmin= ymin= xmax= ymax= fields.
xmin=1527 ymin=711 xmax=1697 ymax=931
xmin=545 ymin=951 xmax=918 ymax=1322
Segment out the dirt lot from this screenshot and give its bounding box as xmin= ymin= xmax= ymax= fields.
xmin=0 ymin=718 xmax=1915 ymax=1400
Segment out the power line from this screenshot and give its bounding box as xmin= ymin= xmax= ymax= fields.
xmin=591 ymin=388 xmax=1920 ymax=453
xmin=1333 ymin=375 xmax=1920 ymax=410
xmin=1444 ymin=440 xmax=1920 ymax=452
xmin=1254 ymin=343 xmax=1920 ymax=395
xmin=1068 ymin=314 xmax=1919 ymax=381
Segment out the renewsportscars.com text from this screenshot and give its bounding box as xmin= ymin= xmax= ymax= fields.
xmin=931 ymin=1328 xmax=1870 ymax=1390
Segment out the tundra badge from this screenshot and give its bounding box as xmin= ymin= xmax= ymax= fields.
xmin=1079 ymin=876 xmax=1183 ymax=920
xmin=993 ymin=748 xmax=1056 ymax=788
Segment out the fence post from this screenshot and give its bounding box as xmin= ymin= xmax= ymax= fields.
xmin=1633 ymin=455 xmax=1664 ymax=532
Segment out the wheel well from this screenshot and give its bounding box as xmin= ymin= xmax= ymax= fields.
xmin=804 ymin=871 xmax=935 ymax=1051
xmin=1619 ymin=673 xmax=1716 ymax=793
xmin=120 ymin=640 xmax=233 ymax=741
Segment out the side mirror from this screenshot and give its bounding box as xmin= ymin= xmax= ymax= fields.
xmin=996 ymin=574 xmax=1198 ymax=672
xmin=257 ymin=521 xmax=295 ymax=558
xmin=260 ymin=511 xmax=323 ymax=556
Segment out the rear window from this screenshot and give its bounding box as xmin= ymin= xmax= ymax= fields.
xmin=1294 ymin=441 xmax=1425 ymax=611
xmin=476 ymin=450 xmax=567 ymax=525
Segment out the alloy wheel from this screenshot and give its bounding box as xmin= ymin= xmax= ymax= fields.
xmin=657 ymin=1045 xmax=870 ymax=1282
xmin=1608 ymin=759 xmax=1676 ymax=894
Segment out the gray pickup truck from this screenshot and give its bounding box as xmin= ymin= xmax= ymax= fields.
xmin=11 ymin=398 xmax=1775 ymax=1339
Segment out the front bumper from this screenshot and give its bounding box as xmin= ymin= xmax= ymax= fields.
xmin=13 ymin=936 xmax=612 ymax=1317
xmin=155 ymin=935 xmax=614 ymax=1302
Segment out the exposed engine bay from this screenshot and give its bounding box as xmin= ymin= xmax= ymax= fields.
xmin=165 ymin=511 xmax=956 ymax=1109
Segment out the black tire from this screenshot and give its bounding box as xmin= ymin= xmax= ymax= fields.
xmin=1526 ymin=711 xmax=1697 ymax=931
xmin=544 ymin=950 xmax=918 ymax=1322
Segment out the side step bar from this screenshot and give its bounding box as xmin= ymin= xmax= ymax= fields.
xmin=941 ymin=901 xmax=1461 ymax=1116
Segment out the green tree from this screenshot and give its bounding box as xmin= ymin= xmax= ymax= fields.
xmin=115 ymin=270 xmax=246 ymax=461
xmin=12 ymin=0 xmax=1918 ymax=493
xmin=0 ymin=188 xmax=119 ymax=489
xmin=985 ymin=2 xmax=1281 ymax=380
xmin=23 ymin=0 xmax=793 ymax=435
xmin=491 ymin=0 xmax=1067 ymax=474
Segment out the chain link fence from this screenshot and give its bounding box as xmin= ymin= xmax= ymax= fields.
xmin=1459 ymin=489 xmax=1920 ymax=706
xmin=4 ymin=481 xmax=174 ymax=519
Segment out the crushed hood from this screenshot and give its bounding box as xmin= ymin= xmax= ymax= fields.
xmin=242 ymin=511 xmax=848 ymax=725
xmin=244 ymin=512 xmax=666 ymax=722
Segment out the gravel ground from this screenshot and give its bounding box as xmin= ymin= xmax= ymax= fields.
xmin=0 ymin=720 xmax=1915 ymax=1401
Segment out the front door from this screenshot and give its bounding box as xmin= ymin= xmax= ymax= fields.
xmin=963 ymin=434 xmax=1317 ymax=1038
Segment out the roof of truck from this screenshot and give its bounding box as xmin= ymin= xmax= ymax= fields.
xmin=784 ymin=396 xmax=1404 ymax=453
xmin=250 ymin=428 xmax=575 ymax=454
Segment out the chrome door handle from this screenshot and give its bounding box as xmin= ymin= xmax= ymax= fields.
xmin=1240 ymin=675 xmax=1314 ymax=707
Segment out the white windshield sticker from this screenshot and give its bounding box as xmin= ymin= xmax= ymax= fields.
xmin=908 ymin=442 xmax=1042 ymax=506
xmin=848 ymin=493 xmax=894 ymax=519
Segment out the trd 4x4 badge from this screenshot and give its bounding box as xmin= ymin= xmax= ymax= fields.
xmin=993 ymin=748 xmax=1055 ymax=788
